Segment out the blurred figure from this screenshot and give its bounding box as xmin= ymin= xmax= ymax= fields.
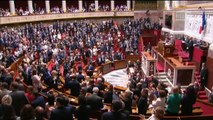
xmin=200 ymin=63 xmax=208 ymax=90
xmin=208 ymin=86 xmax=213 ymax=103
xmin=102 ymin=100 xmax=128 ymax=120
xmin=166 ymin=86 xmax=182 ymax=115
xmin=181 ymin=85 xmax=196 ymax=115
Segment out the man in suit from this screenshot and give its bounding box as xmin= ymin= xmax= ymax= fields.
xmin=138 ymin=88 xmax=149 ymax=115
xmin=102 ymin=100 xmax=128 ymax=120
xmin=200 ymin=63 xmax=208 ymax=90
xmin=86 ymin=87 xmax=103 ymax=112
xmin=186 ymin=38 xmax=194 ymax=61
xmin=9 ymin=81 xmax=29 ymax=116
xmin=66 ymin=74 xmax=81 ymax=97
xmin=50 ymin=95 xmax=74 ymax=120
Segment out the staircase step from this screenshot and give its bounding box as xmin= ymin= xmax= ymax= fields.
xmin=156 ymin=72 xmax=167 ymax=75
xmin=199 ymin=95 xmax=208 ymax=99
xmin=202 ymin=99 xmax=209 ymax=103
xmin=159 ymin=79 xmax=168 ymax=82
xmin=198 ymin=91 xmax=206 ymax=95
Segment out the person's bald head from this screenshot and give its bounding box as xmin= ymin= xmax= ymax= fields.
xmin=34 ymin=106 xmax=45 ymax=119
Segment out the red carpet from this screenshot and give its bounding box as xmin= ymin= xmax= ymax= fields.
xmin=194 ymin=101 xmax=213 ymax=115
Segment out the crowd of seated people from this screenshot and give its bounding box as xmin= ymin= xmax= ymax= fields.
xmin=0 ymin=18 xmax=164 ymax=119
xmin=33 ymin=7 xmax=46 ymax=15
xmin=115 ymin=5 xmax=128 ymax=11
xmin=0 ymin=3 xmax=133 ymax=17
xmin=67 ymin=6 xmax=79 ymax=13
xmin=15 ymin=7 xmax=31 ymax=16
xmin=0 ymin=8 xmax=10 ymax=16
xmin=98 ymin=4 xmax=110 ymax=11
xmin=50 ymin=6 xmax=64 ymax=14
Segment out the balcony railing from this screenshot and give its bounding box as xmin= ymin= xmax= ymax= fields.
xmin=0 ymin=11 xmax=134 ymax=25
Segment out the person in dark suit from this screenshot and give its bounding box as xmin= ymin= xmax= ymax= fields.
xmin=86 ymin=87 xmax=103 ymax=112
xmin=186 ymin=38 xmax=194 ymax=61
xmin=31 ymin=92 xmax=46 ymax=109
xmin=9 ymin=81 xmax=29 ymax=116
xmin=104 ymin=85 xmax=113 ymax=104
xmin=75 ymin=95 xmax=91 ymax=120
xmin=200 ymin=63 xmax=208 ymax=90
xmin=66 ymin=75 xmax=81 ymax=97
xmin=181 ymin=85 xmax=196 ymax=115
xmin=87 ymin=63 xmax=94 ymax=78
xmin=102 ymin=100 xmax=128 ymax=120
xmin=76 ymin=71 xmax=85 ymax=83
xmin=138 ymin=88 xmax=148 ymax=115
xmin=50 ymin=95 xmax=74 ymax=120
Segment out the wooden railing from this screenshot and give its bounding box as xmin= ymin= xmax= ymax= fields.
xmin=0 ymin=11 xmax=134 ymax=25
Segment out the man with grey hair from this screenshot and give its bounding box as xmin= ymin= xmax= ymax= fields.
xmin=86 ymin=87 xmax=103 ymax=112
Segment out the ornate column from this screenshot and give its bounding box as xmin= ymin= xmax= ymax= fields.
xmin=28 ymin=0 xmax=34 ymax=14
xmin=111 ymin=0 xmax=114 ymax=11
xmin=62 ymin=0 xmax=67 ymax=12
xmin=9 ymin=0 xmax=16 ymax=15
xmin=127 ymin=0 xmax=131 ymax=10
xmin=45 ymin=0 xmax=50 ymax=13
xmin=132 ymin=0 xmax=135 ymax=10
xmin=78 ymin=0 xmax=83 ymax=11
xmin=95 ymin=0 xmax=98 ymax=11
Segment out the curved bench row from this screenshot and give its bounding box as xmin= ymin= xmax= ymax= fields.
xmin=9 ymin=54 xmax=213 ymax=120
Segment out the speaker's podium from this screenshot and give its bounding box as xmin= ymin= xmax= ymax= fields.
xmin=157 ymin=41 xmax=175 ymax=57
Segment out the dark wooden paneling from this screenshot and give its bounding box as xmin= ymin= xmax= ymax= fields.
xmin=0 ymin=1 xmax=9 ymax=9
xmin=102 ymin=62 xmax=112 ymax=74
xmin=83 ymin=0 xmax=94 ymax=9
xmin=99 ymin=0 xmax=110 ymax=6
xmin=177 ymin=69 xmax=193 ymax=86
xmin=15 ymin=0 xmax=28 ymax=10
xmin=50 ymin=0 xmax=62 ymax=8
xmin=126 ymin=54 xmax=140 ymax=63
xmin=33 ymin=0 xmax=45 ymax=10
xmin=114 ymin=60 xmax=127 ymax=70
xmin=67 ymin=0 xmax=78 ymax=8
xmin=115 ymin=0 xmax=126 ymax=6
xmin=206 ymin=57 xmax=213 ymax=90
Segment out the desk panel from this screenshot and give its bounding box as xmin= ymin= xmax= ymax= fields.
xmin=114 ymin=60 xmax=127 ymax=70
xmin=126 ymin=54 xmax=141 ymax=62
xmin=102 ymin=62 xmax=112 ymax=74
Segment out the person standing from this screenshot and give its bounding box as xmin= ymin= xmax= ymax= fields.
xmin=166 ymin=86 xmax=182 ymax=115
xmin=200 ymin=63 xmax=208 ymax=90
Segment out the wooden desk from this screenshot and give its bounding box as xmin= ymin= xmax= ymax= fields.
xmin=126 ymin=54 xmax=141 ymax=63
xmin=102 ymin=62 xmax=112 ymax=74
xmin=153 ymin=48 xmax=196 ymax=86
xmin=114 ymin=60 xmax=127 ymax=70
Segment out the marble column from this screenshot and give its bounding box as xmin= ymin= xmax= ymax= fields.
xmin=28 ymin=0 xmax=34 ymax=14
xmin=132 ymin=0 xmax=135 ymax=10
xmin=45 ymin=0 xmax=50 ymax=13
xmin=62 ymin=0 xmax=67 ymax=12
xmin=127 ymin=0 xmax=131 ymax=11
xmin=111 ymin=0 xmax=114 ymax=11
xmin=78 ymin=0 xmax=83 ymax=11
xmin=95 ymin=0 xmax=99 ymax=11
xmin=9 ymin=0 xmax=16 ymax=15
